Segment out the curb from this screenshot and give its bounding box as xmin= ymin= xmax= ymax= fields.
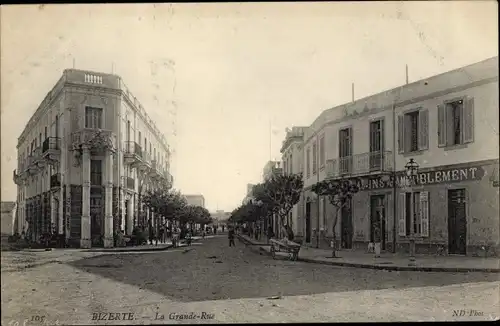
xmin=237 ymin=235 xmax=500 ymax=273
xmin=83 ymin=244 xmax=174 ymax=253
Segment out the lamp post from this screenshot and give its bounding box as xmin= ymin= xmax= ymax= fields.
xmin=405 ymin=158 xmax=419 ymax=266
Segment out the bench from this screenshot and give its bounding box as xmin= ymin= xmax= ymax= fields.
xmin=269 ymin=238 xmax=301 ymax=261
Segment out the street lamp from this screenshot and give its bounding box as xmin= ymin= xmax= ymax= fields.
xmin=405 ymin=158 xmax=419 ymax=266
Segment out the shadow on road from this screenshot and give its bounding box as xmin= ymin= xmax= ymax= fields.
xmin=68 ymin=237 xmax=499 ymax=302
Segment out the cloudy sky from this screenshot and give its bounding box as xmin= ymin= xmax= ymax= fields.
xmin=1 ymin=2 xmax=497 ymax=212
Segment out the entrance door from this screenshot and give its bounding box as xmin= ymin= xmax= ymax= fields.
xmin=448 ymin=189 xmax=467 ymax=255
xmin=305 ymin=202 xmax=311 ymax=243
xmin=124 ymin=199 xmax=130 ymax=235
xmin=341 ymin=199 xmax=353 ymax=249
xmin=90 ymin=196 xmax=103 ymax=240
xmin=370 ymin=195 xmax=386 ymax=250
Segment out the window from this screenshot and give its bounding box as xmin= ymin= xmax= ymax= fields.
xmin=55 ymin=115 xmax=59 ymax=138
xmin=85 ymin=107 xmax=103 ymax=129
xmin=398 ymin=108 xmax=429 ymax=154
xmin=90 ymin=160 xmax=102 ymax=185
xmin=319 ymin=135 xmax=325 ymax=169
xmin=312 ymin=142 xmax=317 ymax=174
xmin=339 ymin=128 xmax=352 ymax=173
xmin=306 ymin=147 xmax=311 ymax=178
xmin=399 ymin=191 xmax=429 ymax=237
xmin=369 ymin=120 xmax=384 ymax=170
xmin=44 ymin=127 xmax=48 ymax=140
xmin=138 ymin=131 xmax=142 ymax=145
xmin=289 ymin=154 xmax=293 ymax=174
xmin=438 ymin=98 xmax=474 ymax=147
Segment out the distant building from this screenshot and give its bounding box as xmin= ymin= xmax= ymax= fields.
xmin=212 ymin=210 xmax=230 ymax=222
xmin=262 ymin=161 xmax=282 ymax=181
xmin=184 ymin=194 xmax=205 ymax=208
xmin=1 ymin=202 xmax=17 ymax=237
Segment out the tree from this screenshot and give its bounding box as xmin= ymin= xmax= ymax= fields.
xmin=142 ymin=188 xmax=187 ymax=224
xmin=254 ymin=173 xmax=303 ymax=238
xmin=311 ymin=178 xmax=359 ymax=258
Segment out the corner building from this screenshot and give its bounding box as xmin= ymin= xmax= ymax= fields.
xmin=13 ymin=69 xmax=174 ymax=248
xmin=300 ymin=57 xmax=499 ymax=256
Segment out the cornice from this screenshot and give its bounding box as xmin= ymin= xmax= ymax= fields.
xmin=303 ymin=76 xmax=498 ymax=145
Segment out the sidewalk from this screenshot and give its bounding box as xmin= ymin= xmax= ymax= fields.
xmin=237 ymin=234 xmax=500 ymax=273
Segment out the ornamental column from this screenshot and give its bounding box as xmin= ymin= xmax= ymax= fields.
xmin=104 ymin=149 xmax=114 ymax=247
xmin=81 ymin=146 xmax=91 ymax=248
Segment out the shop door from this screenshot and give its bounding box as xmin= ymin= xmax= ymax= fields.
xmin=448 ymin=189 xmax=467 ymax=255
xmin=370 ymin=195 xmax=386 ymax=250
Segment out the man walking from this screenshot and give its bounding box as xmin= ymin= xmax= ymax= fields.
xmin=228 ymin=226 xmax=235 ymax=247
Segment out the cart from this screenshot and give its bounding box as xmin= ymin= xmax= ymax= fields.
xmin=269 ymin=238 xmax=301 ymax=261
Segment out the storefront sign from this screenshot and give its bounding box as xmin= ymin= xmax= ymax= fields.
xmin=354 ymin=166 xmax=485 ymax=191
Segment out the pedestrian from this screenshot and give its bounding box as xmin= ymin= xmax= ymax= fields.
xmin=373 ymin=223 xmax=381 ymax=258
xmin=222 ymin=225 xmax=225 ymax=233
xmin=267 ymin=226 xmax=274 ymax=244
xmin=158 ymin=224 xmax=165 ymax=244
xmin=228 ymin=226 xmax=235 ymax=247
xmin=213 ymin=225 xmax=217 ymax=235
xmin=148 ymin=219 xmax=154 ymax=245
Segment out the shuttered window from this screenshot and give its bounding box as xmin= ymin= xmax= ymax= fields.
xmin=319 ymin=135 xmax=325 ymax=169
xmin=312 ymin=142 xmax=317 ymax=174
xmin=400 ymin=191 xmax=429 ymax=237
xmin=85 ymin=107 xmax=103 ymax=129
xmin=438 ymin=97 xmax=474 ymax=147
xmin=306 ymin=147 xmax=311 ymax=178
xmin=398 ymin=109 xmax=429 ymax=154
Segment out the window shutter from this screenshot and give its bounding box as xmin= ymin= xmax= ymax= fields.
xmin=463 ymin=97 xmax=474 ymax=144
xmin=398 ymin=192 xmax=406 ymax=236
xmin=437 ymin=104 xmax=446 ymax=147
xmin=397 ymin=115 xmax=404 ymax=153
xmin=418 ymin=109 xmax=429 ymax=150
xmin=419 ymin=191 xmax=429 ymax=237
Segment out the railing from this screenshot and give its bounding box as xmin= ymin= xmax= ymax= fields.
xmin=126 ymin=177 xmax=135 ymax=190
xmin=71 ymin=128 xmax=114 ymax=147
xmin=42 ymin=137 xmax=61 ymax=153
xmin=326 ymin=151 xmax=393 ymax=178
xmin=50 ymin=173 xmax=61 ymax=188
xmin=124 ymin=141 xmax=143 ymax=158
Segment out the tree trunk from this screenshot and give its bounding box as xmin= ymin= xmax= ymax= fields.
xmin=331 ymin=208 xmax=340 ymax=258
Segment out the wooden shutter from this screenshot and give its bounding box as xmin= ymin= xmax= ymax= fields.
xmin=437 ymin=104 xmax=446 ymax=147
xmin=463 ymin=97 xmax=475 ymax=144
xmin=419 ymin=191 xmax=429 ymax=237
xmin=397 ymin=115 xmax=404 ymax=153
xmin=418 ymin=109 xmax=429 ymax=150
xmin=398 ymin=192 xmax=406 ymax=236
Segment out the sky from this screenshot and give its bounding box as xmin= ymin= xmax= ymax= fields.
xmin=1 ymin=2 xmax=498 ymax=212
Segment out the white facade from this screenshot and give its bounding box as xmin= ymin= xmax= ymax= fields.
xmin=13 ymin=69 xmax=173 ymax=248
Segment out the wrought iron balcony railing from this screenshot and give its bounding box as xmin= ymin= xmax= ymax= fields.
xmin=124 ymin=141 xmax=143 ymax=158
xmin=42 ymin=137 xmax=61 ymax=153
xmin=326 ymin=151 xmax=393 ymax=179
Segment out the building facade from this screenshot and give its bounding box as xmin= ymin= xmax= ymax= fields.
xmin=280 ymin=127 xmax=307 ymax=242
xmin=13 ymin=69 xmax=174 ymax=248
xmin=298 ymin=57 xmax=499 ymax=256
xmin=184 ymin=194 xmax=205 ymax=208
xmin=242 ymin=183 xmax=257 ymax=205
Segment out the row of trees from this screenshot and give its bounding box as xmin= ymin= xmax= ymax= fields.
xmin=142 ymin=188 xmax=213 ymax=228
xmin=229 ymin=172 xmax=359 ymax=257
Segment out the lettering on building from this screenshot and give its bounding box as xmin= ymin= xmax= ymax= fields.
xmin=352 ymin=166 xmax=485 ymax=191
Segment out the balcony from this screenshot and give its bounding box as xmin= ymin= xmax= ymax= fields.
xmin=13 ymin=169 xmax=23 ymax=185
xmin=326 ymin=151 xmax=393 ymax=179
xmin=71 ymin=128 xmax=115 ymax=153
xmin=42 ymin=137 xmax=61 ymax=162
xmin=125 ymin=176 xmax=135 ymax=190
xmin=50 ymin=173 xmax=61 ymax=189
xmin=123 ymin=141 xmax=143 ymax=166
xmin=150 ymin=160 xmax=161 ymax=178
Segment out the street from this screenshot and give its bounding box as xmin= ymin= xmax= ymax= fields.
xmin=2 ymin=236 xmax=499 ymax=324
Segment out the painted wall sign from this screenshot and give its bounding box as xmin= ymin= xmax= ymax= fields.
xmin=353 ymin=166 xmax=485 ymax=191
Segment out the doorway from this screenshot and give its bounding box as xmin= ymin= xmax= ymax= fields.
xmin=341 ymin=198 xmax=353 ymax=249
xmin=305 ymin=202 xmax=311 ymax=243
xmin=125 ymin=199 xmax=130 ymax=235
xmin=370 ymin=195 xmax=386 ymax=250
xmin=448 ymin=189 xmax=467 ymax=255
xmin=90 ymin=195 xmax=103 ymax=240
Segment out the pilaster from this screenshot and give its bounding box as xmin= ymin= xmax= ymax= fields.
xmin=104 ymin=150 xmax=114 ymax=247
xmin=126 ymin=193 xmax=133 ymax=235
xmin=81 ymin=146 xmax=91 ymax=248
